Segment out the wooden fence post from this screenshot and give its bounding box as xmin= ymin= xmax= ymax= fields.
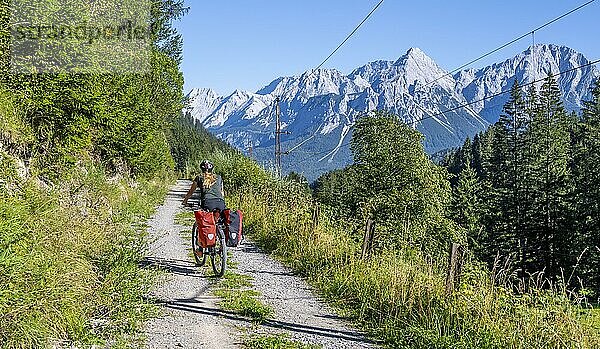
xmin=445 ymin=243 xmax=465 ymax=296
xmin=361 ymin=219 xmax=375 ymax=259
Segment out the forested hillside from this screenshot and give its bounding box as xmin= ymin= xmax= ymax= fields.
xmin=444 ymin=76 xmax=600 ymax=296
xmin=0 ymin=1 xmax=190 ymax=347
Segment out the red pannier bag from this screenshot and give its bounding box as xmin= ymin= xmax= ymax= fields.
xmin=223 ymin=209 xmax=243 ymax=247
xmin=194 ymin=210 xmax=217 ymax=248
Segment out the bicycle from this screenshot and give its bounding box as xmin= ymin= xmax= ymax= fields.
xmin=190 ymin=207 xmax=227 ymax=277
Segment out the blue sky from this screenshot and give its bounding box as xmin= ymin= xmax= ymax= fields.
xmin=175 ymin=0 xmax=599 ymax=95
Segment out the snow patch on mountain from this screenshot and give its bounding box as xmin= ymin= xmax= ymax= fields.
xmin=185 ymin=44 xmax=599 ymax=179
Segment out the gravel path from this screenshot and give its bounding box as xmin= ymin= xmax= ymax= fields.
xmin=142 ymin=180 xmax=378 ymax=349
xmin=143 ymin=180 xmax=238 ymax=349
xmin=230 ymin=244 xmax=377 ymax=349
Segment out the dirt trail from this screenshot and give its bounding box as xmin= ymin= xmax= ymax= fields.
xmin=142 ymin=180 xmax=377 ymax=349
xmin=231 ymin=244 xmax=377 ymax=348
xmin=143 ymin=180 xmax=238 ymax=349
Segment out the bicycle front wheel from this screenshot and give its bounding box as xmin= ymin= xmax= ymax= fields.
xmin=192 ymin=223 xmax=207 ymax=267
xmin=211 ymin=227 xmax=227 ymax=277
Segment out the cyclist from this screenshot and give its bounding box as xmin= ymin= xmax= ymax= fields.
xmin=182 ymin=160 xmax=225 ymax=212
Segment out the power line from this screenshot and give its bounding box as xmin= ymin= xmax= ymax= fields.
xmin=286 ymin=0 xmax=594 ymax=159
xmin=422 ymin=58 xmax=600 ymax=121
xmin=313 ymin=0 xmax=384 ymax=73
xmin=273 ymin=0 xmax=597 ymax=170
xmin=288 ymin=0 xmax=385 ymax=119
xmin=285 ymin=109 xmax=371 ymax=163
xmin=192 ymin=1 xmax=385 ymax=166
xmin=292 ymin=59 xmax=600 ymax=167
xmin=280 ymin=0 xmax=385 ymax=157
xmin=293 ymin=140 xmax=353 ymax=167
xmin=423 ymin=0 xmax=596 ymax=87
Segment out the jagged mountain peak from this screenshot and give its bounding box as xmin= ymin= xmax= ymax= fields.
xmin=393 ymin=47 xmax=437 ymax=68
xmin=401 ymin=47 xmax=431 ymax=62
xmin=186 ymin=44 xmax=598 ymax=179
xmin=301 ymin=68 xmax=343 ymax=79
xmin=229 ymin=89 xmax=252 ymax=99
xmin=387 ymin=47 xmax=454 ymax=90
xmin=532 ymin=43 xmax=581 ymax=56
xmin=455 ymin=44 xmax=599 ymax=121
xmin=184 ymin=88 xmax=222 ymax=123
xmin=188 ymin=87 xmax=219 ymax=99
xmin=348 ymin=60 xmax=394 ymax=85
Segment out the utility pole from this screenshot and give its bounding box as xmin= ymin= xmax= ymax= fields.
xmin=274 ymin=97 xmax=291 ymax=177
xmin=275 ymin=97 xmax=281 ymax=177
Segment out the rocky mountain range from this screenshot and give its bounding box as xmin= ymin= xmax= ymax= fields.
xmin=184 ymin=44 xmax=599 ymax=180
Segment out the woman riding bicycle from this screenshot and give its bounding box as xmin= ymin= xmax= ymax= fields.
xmin=182 ymin=160 xmax=225 ymax=212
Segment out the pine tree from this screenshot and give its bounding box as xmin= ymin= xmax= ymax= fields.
xmin=471 ymin=132 xmax=489 ymax=181
xmin=498 ymin=80 xmax=529 ymax=270
xmin=476 ymin=81 xmax=529 ymax=267
xmin=451 ymin=164 xmax=484 ymax=251
xmin=525 ymin=74 xmax=573 ymax=278
xmin=518 ymin=83 xmax=543 ymax=273
xmin=572 ymin=80 xmax=600 ymax=294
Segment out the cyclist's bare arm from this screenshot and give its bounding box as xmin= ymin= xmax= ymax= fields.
xmin=182 ymin=181 xmax=198 ymax=205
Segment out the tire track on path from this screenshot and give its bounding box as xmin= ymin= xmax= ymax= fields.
xmin=230 ymin=243 xmax=378 ymax=349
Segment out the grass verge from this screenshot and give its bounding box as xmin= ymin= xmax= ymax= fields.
xmin=227 ymin=180 xmax=600 ymax=348
xmin=0 ymin=157 xmax=173 ymax=348
xmin=243 ymin=333 xmax=321 ymax=349
xmin=210 ymin=267 xmax=273 ymax=323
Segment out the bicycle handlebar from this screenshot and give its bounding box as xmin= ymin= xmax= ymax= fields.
xmin=182 ymin=204 xmax=224 ymax=218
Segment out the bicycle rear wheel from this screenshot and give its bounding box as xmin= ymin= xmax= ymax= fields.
xmin=192 ymin=223 xmax=207 ymax=266
xmin=211 ymin=227 xmax=227 ymax=277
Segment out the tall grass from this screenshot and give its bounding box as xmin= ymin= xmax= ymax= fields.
xmin=216 ymin=164 xmax=600 ymax=348
xmin=0 ymin=154 xmax=173 ymax=348
xmin=0 ymin=89 xmax=33 ymax=154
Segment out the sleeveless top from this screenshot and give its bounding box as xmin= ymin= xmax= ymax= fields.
xmin=194 ymin=174 xmax=224 ymax=201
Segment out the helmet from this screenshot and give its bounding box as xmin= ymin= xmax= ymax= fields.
xmin=200 ymin=160 xmax=214 ymax=173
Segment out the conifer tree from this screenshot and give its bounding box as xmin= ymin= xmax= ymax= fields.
xmin=572 ymin=80 xmax=600 ymax=293
xmin=525 ymin=74 xmax=573 ymax=277
xmin=451 ymin=163 xmax=484 ymax=251
xmin=475 ymin=81 xmax=529 ymax=266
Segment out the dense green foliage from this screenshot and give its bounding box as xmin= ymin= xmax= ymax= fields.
xmin=0 ymin=1 xmax=189 ymax=347
xmin=0 ymin=0 xmax=187 ymax=177
xmin=169 ymin=112 xmax=236 ymax=174
xmin=314 ymin=111 xmax=462 ymax=256
xmin=190 ymin=108 xmax=599 ymax=348
xmin=0 ymin=157 xmax=171 ymax=347
xmin=445 ymin=76 xmax=600 ymax=296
